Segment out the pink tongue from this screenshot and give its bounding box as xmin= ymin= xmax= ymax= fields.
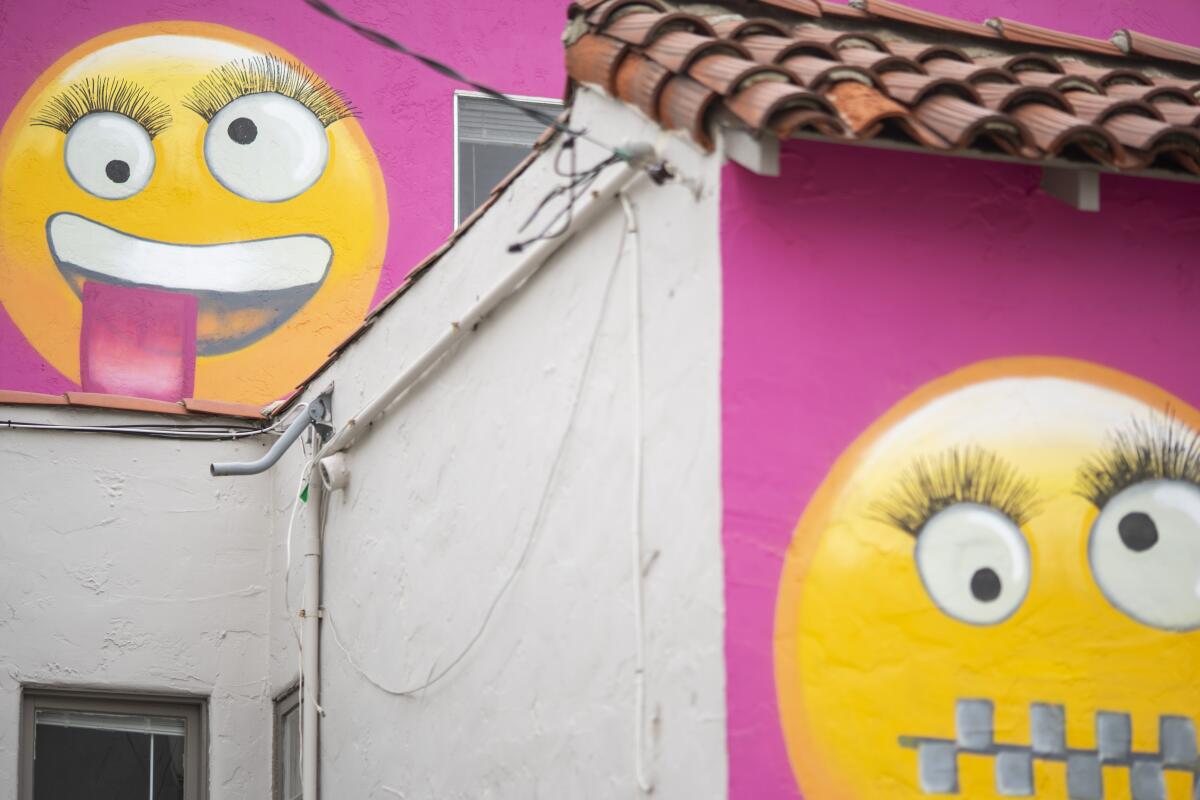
xmin=80 ymin=282 xmax=197 ymax=401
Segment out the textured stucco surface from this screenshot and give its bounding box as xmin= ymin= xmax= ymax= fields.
xmin=269 ymin=87 xmax=727 ymax=797
xmin=0 ymin=410 xmax=274 ymax=798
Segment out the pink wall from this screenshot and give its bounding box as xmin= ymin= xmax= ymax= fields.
xmin=0 ymin=0 xmax=567 ymax=395
xmin=721 ymin=138 xmax=1200 ymax=795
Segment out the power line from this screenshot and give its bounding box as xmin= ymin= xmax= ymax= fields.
xmin=301 ymin=0 xmax=630 ymax=159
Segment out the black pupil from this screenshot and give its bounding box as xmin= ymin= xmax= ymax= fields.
xmin=228 ymin=117 xmax=258 ymax=145
xmin=105 ymin=160 xmax=130 ymax=183
xmin=1118 ymin=511 xmax=1158 ymax=552
xmin=970 ymin=568 xmax=1002 ymax=602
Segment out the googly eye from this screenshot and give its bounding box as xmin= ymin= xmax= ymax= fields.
xmin=63 ymin=112 xmax=154 ymax=200
xmin=1089 ymin=479 xmax=1200 ymax=631
xmin=915 ymin=503 xmax=1031 ymax=625
xmin=204 ymin=93 xmax=328 ymax=202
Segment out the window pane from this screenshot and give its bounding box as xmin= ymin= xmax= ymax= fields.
xmin=456 ymin=94 xmax=561 ymax=225
xmin=282 ymin=703 xmax=301 ymax=800
xmin=34 ymin=711 xmax=185 ymax=800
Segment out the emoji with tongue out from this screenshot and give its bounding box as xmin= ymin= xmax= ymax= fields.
xmin=775 ymin=358 xmax=1200 ymax=799
xmin=0 ymin=22 xmax=387 ymax=404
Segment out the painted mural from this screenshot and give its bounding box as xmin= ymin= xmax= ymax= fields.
xmin=0 ymin=22 xmax=388 ymax=404
xmin=775 ymin=358 xmax=1200 ymax=798
xmin=720 ymin=133 xmax=1200 ymax=800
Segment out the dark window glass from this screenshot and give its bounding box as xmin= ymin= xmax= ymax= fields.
xmin=456 ymin=94 xmax=562 ymax=225
xmin=23 ymin=701 xmax=198 ymax=800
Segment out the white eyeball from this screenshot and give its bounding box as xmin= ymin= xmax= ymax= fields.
xmin=205 ymin=93 xmax=329 ymax=202
xmin=1089 ymin=479 xmax=1200 ymax=631
xmin=915 ymin=503 xmax=1031 ymax=625
xmin=64 ymin=112 xmax=154 ymax=200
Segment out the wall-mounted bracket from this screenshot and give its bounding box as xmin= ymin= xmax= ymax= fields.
xmin=722 ymin=126 xmax=780 ymax=177
xmin=210 ymin=385 xmax=334 ymax=477
xmin=1041 ymin=167 xmax=1099 ymax=212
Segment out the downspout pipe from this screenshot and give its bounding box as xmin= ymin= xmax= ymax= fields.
xmin=210 ymin=397 xmax=328 ymax=476
xmin=302 ymin=479 xmax=324 ymax=800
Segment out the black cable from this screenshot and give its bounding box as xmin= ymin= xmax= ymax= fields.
xmin=2 ymin=420 xmax=274 ymax=441
xmin=301 ymin=0 xmax=630 ymax=159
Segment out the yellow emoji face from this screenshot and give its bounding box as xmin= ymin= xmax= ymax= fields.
xmin=0 ymin=22 xmax=387 ymax=404
xmin=776 ymin=358 xmax=1200 ymax=799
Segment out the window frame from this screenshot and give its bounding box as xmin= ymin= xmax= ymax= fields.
xmin=272 ymin=683 xmax=301 ymax=800
xmin=19 ymin=687 xmax=207 ymax=800
xmin=452 ymin=89 xmax=563 ymax=227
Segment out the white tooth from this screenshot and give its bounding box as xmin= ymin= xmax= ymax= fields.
xmin=48 ymin=213 xmax=331 ymax=293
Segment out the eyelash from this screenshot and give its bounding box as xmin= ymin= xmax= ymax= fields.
xmin=182 ymin=53 xmax=357 ymax=127
xmin=30 ymin=77 xmax=172 ymax=139
xmin=872 ymin=446 xmax=1038 ymax=535
xmin=1077 ymin=413 xmax=1200 ymax=508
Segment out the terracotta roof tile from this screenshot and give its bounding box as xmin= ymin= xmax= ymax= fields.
xmin=856 ymin=0 xmax=996 ymax=38
xmin=758 ymin=0 xmax=823 ymax=18
xmin=1057 ymin=59 xmax=1150 ymax=87
xmin=913 ymin=94 xmax=1033 ymax=154
xmin=181 ymin=398 xmax=268 ymax=419
xmin=921 ymin=56 xmax=1013 ymax=84
xmin=567 ymin=0 xmax=1200 ymax=179
xmin=885 ymin=41 xmax=971 ymax=63
xmin=975 ymin=82 xmax=1069 ymax=113
xmin=615 ymin=51 xmax=674 ymax=119
xmin=781 ymin=54 xmax=874 ymax=90
xmin=1061 ymin=89 xmax=1159 ymax=123
xmin=585 ymin=0 xmax=666 ymax=27
xmin=65 ymin=392 xmax=189 ymax=416
xmin=814 ymin=1 xmax=867 ymax=19
xmin=0 ymin=388 xmax=277 ymax=419
xmin=723 ymin=79 xmax=834 ymax=131
xmin=986 ymin=17 xmax=1124 ymax=57
xmin=0 ymin=390 xmax=68 ymax=406
xmin=713 ymin=18 xmax=791 ymax=40
xmin=1155 ymin=103 xmax=1200 ymax=127
xmin=1008 ymin=102 xmax=1123 ymax=161
xmin=976 ymin=53 xmax=1063 ymax=74
xmin=689 ymin=53 xmax=790 ymax=94
xmin=658 ymin=74 xmax=722 ymax=146
xmin=1113 ymin=30 xmax=1200 ymax=67
xmin=792 ymin=23 xmax=888 ymax=52
xmin=740 ymin=33 xmax=835 ymax=63
xmin=644 ymin=30 xmax=748 ymax=72
xmin=879 ymin=71 xmax=979 ymax=105
xmin=566 ymin=33 xmax=630 ymax=94
xmin=838 ymin=47 xmax=923 ymax=74
xmin=1107 ymin=83 xmax=1198 ymax=104
xmin=604 ymin=11 xmax=714 ymax=46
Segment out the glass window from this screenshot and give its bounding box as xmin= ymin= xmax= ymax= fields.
xmin=275 ymin=688 xmax=301 ymax=800
xmin=20 ymin=691 xmax=204 ymax=800
xmin=454 ymin=92 xmax=563 ymax=226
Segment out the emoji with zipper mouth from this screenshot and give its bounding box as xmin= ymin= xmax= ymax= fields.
xmin=776 ymin=358 xmax=1200 ymax=799
xmin=0 ymin=22 xmax=387 ymax=405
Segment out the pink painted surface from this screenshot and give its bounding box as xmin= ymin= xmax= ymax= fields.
xmin=80 ymin=283 xmax=197 ymax=400
xmin=0 ymin=0 xmax=567 ymax=394
xmin=720 ymin=139 xmax=1200 ymax=797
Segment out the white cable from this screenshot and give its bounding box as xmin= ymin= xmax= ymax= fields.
xmin=1 ymin=402 xmax=306 ymax=439
xmin=324 ymin=210 xmax=631 ymax=698
xmin=620 ymin=192 xmax=654 ymax=795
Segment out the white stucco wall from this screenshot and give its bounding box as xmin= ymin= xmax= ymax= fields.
xmin=0 ymin=406 xmax=275 ymax=799
xmin=269 ymin=87 xmax=728 ymax=797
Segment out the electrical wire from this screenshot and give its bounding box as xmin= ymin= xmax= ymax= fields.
xmin=301 ymin=0 xmax=623 ymax=157
xmin=620 ymin=192 xmax=654 ymax=794
xmin=1 ymin=402 xmax=307 ymax=440
xmin=1 ymin=420 xmax=275 ymax=440
xmin=324 ymin=207 xmax=631 ymax=698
